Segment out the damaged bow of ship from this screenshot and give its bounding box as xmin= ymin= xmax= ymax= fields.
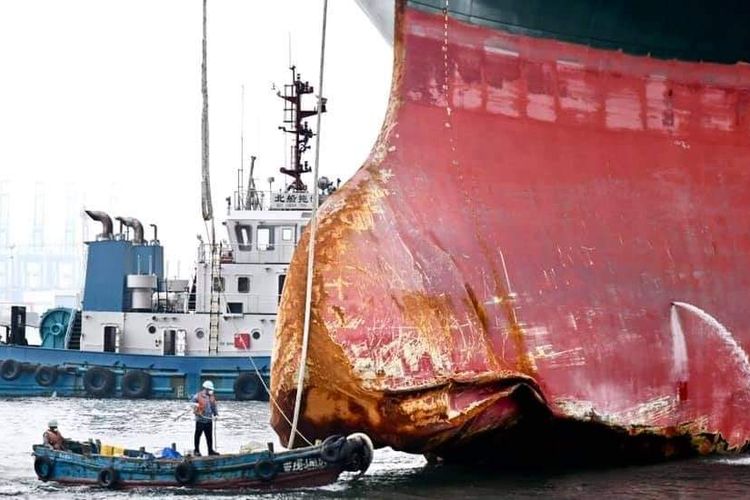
xmin=271 ymin=0 xmax=750 ymax=466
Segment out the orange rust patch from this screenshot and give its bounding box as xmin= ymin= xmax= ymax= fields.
xmin=463 ymin=283 xmax=500 ymax=370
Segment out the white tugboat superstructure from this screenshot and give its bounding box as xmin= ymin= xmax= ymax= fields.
xmin=0 ymin=62 xmax=329 ymax=400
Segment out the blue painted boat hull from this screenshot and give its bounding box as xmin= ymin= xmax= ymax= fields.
xmin=32 ymin=434 xmax=373 ymax=490
xmin=0 ymin=345 xmax=270 ymax=401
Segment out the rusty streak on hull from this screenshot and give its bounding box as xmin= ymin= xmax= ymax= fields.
xmin=272 ymin=1 xmax=750 ymax=462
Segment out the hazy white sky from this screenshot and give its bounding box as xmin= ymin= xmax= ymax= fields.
xmin=0 ymin=0 xmax=392 ymax=274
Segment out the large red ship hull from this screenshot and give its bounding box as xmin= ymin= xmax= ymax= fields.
xmin=272 ymin=1 xmax=750 ymax=461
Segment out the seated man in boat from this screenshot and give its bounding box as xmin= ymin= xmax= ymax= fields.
xmin=43 ymin=420 xmax=66 ymax=451
xmin=191 ymin=380 xmax=219 ymax=456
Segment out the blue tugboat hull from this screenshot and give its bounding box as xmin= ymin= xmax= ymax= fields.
xmin=0 ymin=345 xmax=270 ymax=401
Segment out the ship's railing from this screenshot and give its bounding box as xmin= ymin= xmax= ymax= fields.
xmin=196 ymin=243 xmax=297 ymax=264
xmin=195 ymin=243 xmax=236 ymax=264
xmin=154 ymin=290 xmax=191 ymax=314
xmin=189 ymin=291 xmax=281 ymax=315
xmin=217 ymin=292 xmax=281 ymax=316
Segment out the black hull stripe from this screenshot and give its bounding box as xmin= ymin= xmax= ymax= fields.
xmin=410 ymin=0 xmax=750 ymax=64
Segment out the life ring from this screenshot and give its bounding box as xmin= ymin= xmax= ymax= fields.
xmin=121 ymin=370 xmax=152 ymax=399
xmin=254 ymin=458 xmax=278 ymax=482
xmin=320 ymin=435 xmax=347 ymax=464
xmin=34 ymin=456 xmax=54 ymax=481
xmin=233 ymin=372 xmax=262 ymax=401
xmin=175 ymin=460 xmax=196 ymax=485
xmin=97 ymin=466 xmax=119 ymax=489
xmin=0 ymin=359 xmax=22 ymax=381
xmin=83 ymin=367 xmax=115 ymax=397
xmin=34 ymin=365 xmax=59 ymax=387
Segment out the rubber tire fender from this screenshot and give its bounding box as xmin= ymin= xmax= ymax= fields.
xmin=97 ymin=467 xmax=119 ymax=489
xmin=34 ymin=365 xmax=59 ymax=387
xmin=83 ymin=367 xmax=116 ymax=397
xmin=254 ymin=458 xmax=278 ymax=482
xmin=121 ymin=370 xmax=152 ymax=399
xmin=175 ymin=460 xmax=197 ymax=485
xmin=34 ymin=456 xmax=54 ymax=481
xmin=0 ymin=359 xmax=22 ymax=381
xmin=233 ymin=372 xmax=262 ymax=401
xmin=320 ymin=435 xmax=347 ymax=464
xmin=343 ymin=433 xmax=374 ymax=473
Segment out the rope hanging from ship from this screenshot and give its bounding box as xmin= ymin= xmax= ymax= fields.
xmin=202 ymin=0 xmax=331 ymax=446
xmin=218 ymin=292 xmax=314 ymax=446
xmin=186 ymin=0 xmax=327 ymax=439
xmin=288 ymin=0 xmax=330 ymax=450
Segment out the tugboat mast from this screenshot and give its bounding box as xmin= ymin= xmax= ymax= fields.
xmin=277 ymin=66 xmax=327 ymax=192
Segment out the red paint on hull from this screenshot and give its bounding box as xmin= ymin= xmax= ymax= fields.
xmin=272 ymin=4 xmax=750 ymax=456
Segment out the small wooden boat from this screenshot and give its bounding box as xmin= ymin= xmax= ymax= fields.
xmin=32 ymin=433 xmax=373 ymax=490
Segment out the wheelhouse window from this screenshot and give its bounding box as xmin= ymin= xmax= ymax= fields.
xmin=237 ymin=276 xmax=250 ymax=293
xmin=257 ymin=225 xmax=275 ymax=251
xmin=234 ymin=224 xmax=253 ymax=251
xmin=281 ymin=227 xmax=294 ymax=242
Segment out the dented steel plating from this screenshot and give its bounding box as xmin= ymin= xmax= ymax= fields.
xmin=272 ymin=0 xmax=750 ymax=462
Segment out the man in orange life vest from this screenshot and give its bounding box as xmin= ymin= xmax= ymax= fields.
xmin=43 ymin=419 xmax=65 ymax=451
xmin=191 ymin=380 xmax=219 ymax=456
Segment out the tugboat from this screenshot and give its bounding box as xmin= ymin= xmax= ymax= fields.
xmin=0 ymin=44 xmax=330 ymax=400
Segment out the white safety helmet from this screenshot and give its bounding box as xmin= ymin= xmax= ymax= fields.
xmin=202 ymin=380 xmax=215 ymax=391
xmin=48 ymin=419 xmax=58 ymax=428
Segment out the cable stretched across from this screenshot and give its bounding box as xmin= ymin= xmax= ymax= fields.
xmin=288 ymin=0 xmax=329 ymax=449
xmin=218 ymin=291 xmax=314 ymax=447
xmin=248 ymin=354 xmax=314 ymax=447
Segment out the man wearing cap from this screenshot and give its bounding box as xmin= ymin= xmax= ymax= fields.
xmin=190 ymin=380 xmax=219 ymax=456
xmin=43 ymin=420 xmax=66 ymax=451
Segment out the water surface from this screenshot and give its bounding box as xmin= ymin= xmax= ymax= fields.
xmin=2 ymin=398 xmax=748 ymax=498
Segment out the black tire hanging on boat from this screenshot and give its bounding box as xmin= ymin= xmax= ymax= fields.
xmin=233 ymin=372 xmax=262 ymax=401
xmin=254 ymin=459 xmax=278 ymax=482
xmin=33 ymin=456 xmax=54 ymax=481
xmin=0 ymin=359 xmax=22 ymax=381
xmin=320 ymin=435 xmax=347 ymax=464
xmin=343 ymin=434 xmax=374 ymax=473
xmin=83 ymin=367 xmax=115 ymax=397
xmin=175 ymin=460 xmax=197 ymax=485
xmin=121 ymin=370 xmax=152 ymax=398
xmin=34 ymin=365 xmax=59 ymax=387
xmin=97 ymin=466 xmax=119 ymax=489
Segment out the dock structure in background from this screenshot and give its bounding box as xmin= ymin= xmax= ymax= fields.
xmin=0 ymin=181 xmax=83 ymax=310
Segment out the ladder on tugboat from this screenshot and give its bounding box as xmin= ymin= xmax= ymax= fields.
xmin=208 ymin=243 xmax=221 ymax=355
xmin=66 ymin=310 xmax=82 ymax=350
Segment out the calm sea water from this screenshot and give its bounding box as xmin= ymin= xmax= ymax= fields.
xmin=2 ymin=397 xmax=749 ymax=499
